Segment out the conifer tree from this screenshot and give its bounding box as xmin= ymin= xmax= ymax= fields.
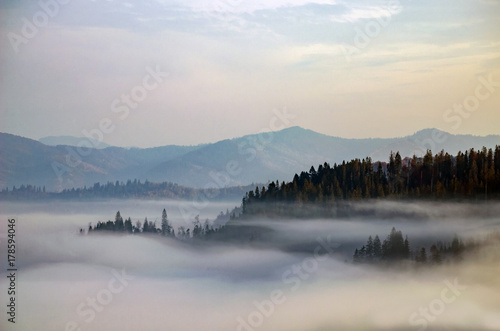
xmin=124 ymin=217 xmax=133 ymax=233
xmin=430 ymin=245 xmax=442 ymax=264
xmin=373 ymin=235 xmax=382 ymax=259
xmin=416 ymin=248 xmax=427 ymax=263
xmin=366 ymin=236 xmax=374 ymax=261
xmin=161 ymin=208 xmax=169 ymax=236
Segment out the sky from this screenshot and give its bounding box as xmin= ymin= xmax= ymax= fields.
xmin=0 ymin=0 xmax=499 ymax=148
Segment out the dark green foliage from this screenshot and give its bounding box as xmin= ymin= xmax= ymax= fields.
xmin=240 ymin=146 xmax=500 ymax=217
xmin=450 ymin=234 xmax=465 ymax=260
xmin=356 ymin=230 xmax=471 ymax=266
xmin=373 ymin=235 xmax=382 ymax=259
xmin=416 ymin=248 xmax=427 ymax=263
xmin=366 ymin=236 xmax=374 ymax=261
xmin=142 ymin=217 xmax=151 ymax=233
xmin=430 ymin=245 xmax=442 ymax=264
xmin=114 ymin=211 xmax=124 ymax=232
xmin=161 ymin=208 xmax=173 ymax=237
xmin=88 ymin=208 xmax=228 ymax=240
xmin=355 ymin=228 xmax=411 ymax=264
xmin=124 ymin=217 xmax=133 ymax=233
xmin=382 ymin=227 xmax=409 ymax=261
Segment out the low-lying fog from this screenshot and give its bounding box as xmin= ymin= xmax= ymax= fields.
xmin=1 ymin=200 xmax=499 ymax=331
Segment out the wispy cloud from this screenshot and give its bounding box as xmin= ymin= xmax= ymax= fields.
xmin=330 ymin=4 xmax=401 ymax=23
xmin=178 ymin=0 xmax=337 ymax=15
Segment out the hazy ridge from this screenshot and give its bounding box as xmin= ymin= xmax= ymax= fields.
xmin=1 ymin=127 xmax=499 ymax=191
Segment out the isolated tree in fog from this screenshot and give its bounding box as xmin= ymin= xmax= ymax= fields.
xmin=161 ymin=208 xmax=170 ymax=236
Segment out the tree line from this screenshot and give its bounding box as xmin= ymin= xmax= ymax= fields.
xmin=0 ymin=179 xmax=254 ymax=201
xmin=353 ymin=227 xmax=477 ymax=266
xmin=241 ymin=146 xmax=500 ymax=217
xmin=85 ymin=209 xmax=228 ymax=240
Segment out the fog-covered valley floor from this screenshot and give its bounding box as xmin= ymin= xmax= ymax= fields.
xmin=1 ymin=200 xmax=500 ymax=331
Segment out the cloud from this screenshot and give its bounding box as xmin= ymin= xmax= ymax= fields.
xmin=330 ymin=4 xmax=402 ymax=23
xmin=177 ymin=0 xmax=338 ymax=15
xmin=1 ymin=200 xmax=500 ymax=331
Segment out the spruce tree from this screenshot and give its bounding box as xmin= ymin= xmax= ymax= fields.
xmin=430 ymin=245 xmax=442 ymax=264
xmin=373 ymin=235 xmax=382 ymax=259
xmin=404 ymin=235 xmax=410 ymax=259
xmin=161 ymin=208 xmax=169 ymax=236
xmin=114 ymin=211 xmax=124 ymax=232
xmin=124 ymin=217 xmax=133 ymax=233
xmin=366 ymin=236 xmax=374 ymax=261
xmin=417 ymin=248 xmax=427 ymax=263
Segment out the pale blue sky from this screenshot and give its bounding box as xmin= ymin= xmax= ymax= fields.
xmin=0 ymin=0 xmax=499 ymax=147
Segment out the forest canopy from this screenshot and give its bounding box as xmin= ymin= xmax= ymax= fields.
xmin=241 ymin=146 xmax=500 ymax=217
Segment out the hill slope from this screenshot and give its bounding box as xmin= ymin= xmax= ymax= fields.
xmin=147 ymin=127 xmax=500 ymax=187
xmin=1 ymin=128 xmax=499 ymax=191
xmin=39 ymin=135 xmax=113 ymax=149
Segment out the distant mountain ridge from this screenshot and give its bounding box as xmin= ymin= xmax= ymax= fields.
xmin=1 ymin=127 xmax=499 ymax=191
xmin=39 ymin=135 xmax=113 ymax=149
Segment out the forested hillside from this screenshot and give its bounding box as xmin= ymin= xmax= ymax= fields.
xmin=241 ymin=146 xmax=500 ymax=217
xmin=0 ymin=179 xmax=254 ymax=201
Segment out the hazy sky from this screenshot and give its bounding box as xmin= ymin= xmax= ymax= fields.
xmin=0 ymin=0 xmax=499 ymax=147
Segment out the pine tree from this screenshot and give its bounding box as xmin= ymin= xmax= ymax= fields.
xmin=353 ymin=248 xmax=360 ymax=263
xmin=430 ymin=245 xmax=442 ymax=264
xmin=416 ymin=248 xmax=427 ymax=263
xmin=373 ymin=235 xmax=382 ymax=259
xmin=366 ymin=236 xmax=374 ymax=261
xmin=161 ymin=208 xmax=169 ymax=236
xmin=134 ymin=220 xmax=141 ymax=233
xmin=114 ymin=211 xmax=124 ymax=232
xmin=451 ymin=234 xmax=464 ymax=260
xmin=404 ymin=235 xmax=410 ymax=259
xmin=124 ymin=217 xmax=133 ymax=233
xmin=359 ymin=245 xmax=366 ymax=262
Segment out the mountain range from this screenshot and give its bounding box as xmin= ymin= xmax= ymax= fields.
xmin=38 ymin=135 xmax=112 ymax=149
xmin=1 ymin=127 xmax=499 ymax=191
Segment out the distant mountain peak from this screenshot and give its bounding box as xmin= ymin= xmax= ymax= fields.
xmin=412 ymin=128 xmax=448 ymax=136
xmin=1 ymin=128 xmax=499 ymax=191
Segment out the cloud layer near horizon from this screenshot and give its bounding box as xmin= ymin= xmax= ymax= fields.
xmin=1 ymin=200 xmax=500 ymax=331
